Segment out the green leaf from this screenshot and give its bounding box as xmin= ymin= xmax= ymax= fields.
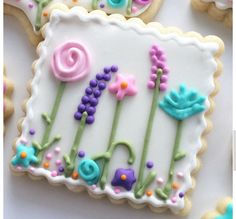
xmin=41 ymin=113 xmax=51 ymax=124
xmin=174 ymin=151 xmax=186 ymax=161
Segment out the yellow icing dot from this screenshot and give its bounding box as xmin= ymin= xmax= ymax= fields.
xmin=146 ymin=190 xmax=153 ymax=197
xmin=72 ymin=172 xmax=79 ymax=180
xmin=72 ymin=0 xmax=78 ymax=3
xmin=172 ymin=182 xmax=180 ymax=190
xmin=43 ymin=12 xmax=48 ymax=17
xmin=120 ymin=174 xmax=127 ymax=181
xmin=43 ymin=162 xmax=50 ymax=169
xmin=120 ymin=81 xmax=128 ymax=89
xmin=20 ymin=151 xmax=27 ymax=159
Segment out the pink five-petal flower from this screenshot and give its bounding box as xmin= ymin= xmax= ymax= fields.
xmin=109 ymin=74 xmax=137 ymax=101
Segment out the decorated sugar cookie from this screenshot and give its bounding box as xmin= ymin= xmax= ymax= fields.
xmin=10 ymin=7 xmax=224 ymax=215
xmin=4 ymin=0 xmax=163 ymax=46
xmin=191 ymin=0 xmax=232 ymax=27
xmin=201 ymin=197 xmax=233 ymax=219
xmin=4 ymin=68 xmax=14 ymax=123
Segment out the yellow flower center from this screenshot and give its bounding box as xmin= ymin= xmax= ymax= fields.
xmin=120 ymin=174 xmax=127 ymax=181
xmin=120 ymin=81 xmax=128 ymax=89
xmin=20 ymin=151 xmax=27 ymax=159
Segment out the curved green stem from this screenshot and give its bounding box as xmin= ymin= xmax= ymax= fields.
xmin=64 ymin=112 xmax=87 ymax=177
xmin=127 ymin=0 xmax=132 ymax=15
xmin=35 ymin=82 xmax=66 ymax=165
xmin=92 ymin=0 xmax=99 ymax=9
xmin=134 ymin=69 xmax=162 ymax=198
xmin=156 ymin=120 xmax=183 ymax=200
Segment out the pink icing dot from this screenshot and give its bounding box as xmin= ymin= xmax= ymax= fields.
xmin=157 ymin=177 xmax=164 ymax=185
xmin=150 ymin=49 xmax=156 ymax=56
xmin=151 ymin=66 xmax=157 ymax=73
xmin=177 ymin=172 xmax=184 ymax=179
xmin=29 ymin=167 xmax=35 ymax=172
xmin=114 ymin=188 xmax=121 ymax=194
xmin=28 ymin=2 xmax=34 ymax=8
xmin=20 ymin=137 xmax=28 ymax=145
xmin=54 ymin=147 xmax=61 ymax=154
xmin=150 ymin=74 xmax=157 ymax=81
xmin=160 ymin=75 xmax=168 ymax=83
xmin=55 ymin=160 xmax=62 ymax=166
xmin=51 ymin=171 xmax=57 ymax=177
xmin=91 ymin=184 xmax=97 ymax=190
xmin=46 ymin=153 xmax=52 ymax=160
xmin=163 ymin=67 xmax=169 ymax=74
xmin=147 ymin=81 xmax=155 ymax=89
xmin=151 ymin=55 xmax=158 ymax=64
xmin=16 ymin=166 xmax=22 ymax=171
xmin=160 ymin=83 xmax=167 ymax=91
xmin=171 ymin=196 xmax=177 ymax=203
xmin=131 ymin=6 xmax=138 ymax=13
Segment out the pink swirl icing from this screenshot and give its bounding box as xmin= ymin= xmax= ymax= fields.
xmin=134 ymin=0 xmax=151 ymax=5
xmin=51 ymin=42 xmax=90 ymax=82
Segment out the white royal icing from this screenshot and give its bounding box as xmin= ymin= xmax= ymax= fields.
xmin=11 ymin=7 xmax=221 ymax=214
xmin=202 ymin=0 xmax=232 ymax=9
xmin=5 ymin=0 xmax=153 ymax=32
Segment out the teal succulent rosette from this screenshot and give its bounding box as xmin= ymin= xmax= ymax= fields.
xmin=156 ymin=84 xmax=206 ymax=200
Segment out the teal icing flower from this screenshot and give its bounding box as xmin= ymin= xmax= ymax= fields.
xmin=11 ymin=144 xmax=38 ymax=168
xmin=159 ymin=84 xmax=206 ymax=120
xmin=107 ymin=0 xmax=127 ymax=8
xmin=78 ymin=159 xmax=100 ymax=185
xmin=216 ymin=203 xmax=233 ymax=219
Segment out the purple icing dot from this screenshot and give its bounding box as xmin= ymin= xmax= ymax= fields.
xmin=90 ymin=97 xmax=98 ymax=106
xmin=86 ymin=116 xmax=95 ymax=124
xmin=86 ymin=106 xmax=96 ymax=115
xmin=29 ymin=128 xmax=35 ymax=135
xmin=74 ymin=112 xmax=82 ymax=120
xmin=151 ymin=66 xmax=157 ymax=73
xmin=28 ymin=2 xmax=33 ymax=8
xmin=103 ymin=74 xmax=111 ymax=81
xmin=104 ymin=67 xmax=111 ymax=74
xmin=111 ymin=65 xmax=118 ymax=73
xmin=179 ymin=192 xmax=184 ymax=198
xmin=78 ymin=104 xmax=86 ymax=113
xmin=160 ymin=75 xmax=168 ymax=83
xmin=146 ymin=161 xmax=154 ymax=169
xmin=98 ymin=82 xmax=106 ymax=90
xmin=96 ymin=73 xmax=103 ymax=80
xmin=85 ymin=87 xmax=93 ymax=95
xmin=58 ymin=166 xmax=64 ymax=173
xmin=94 ymin=90 xmax=101 ymax=98
xmin=150 ymin=74 xmax=157 ymax=81
xmin=90 ymin=79 xmax=98 ymax=88
xmin=147 ymin=81 xmax=155 ymax=89
xmin=82 ymin=95 xmax=90 ymax=104
xmin=99 ymin=3 xmax=105 ymax=8
xmin=78 ymin=151 xmax=85 ymax=158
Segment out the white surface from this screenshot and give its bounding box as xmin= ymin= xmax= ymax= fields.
xmin=4 ymin=1 xmax=232 ymax=219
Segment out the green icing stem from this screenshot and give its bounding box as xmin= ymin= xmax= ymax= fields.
xmin=64 ymin=112 xmax=87 ymax=177
xmin=134 ymin=69 xmax=162 ymax=199
xmin=34 ymin=81 xmax=66 ymax=165
xmin=92 ymin=0 xmax=99 ymax=9
xmin=127 ymin=0 xmax=132 ymax=15
xmin=156 ymin=120 xmax=183 ymax=200
xmin=98 ymin=100 xmax=122 ymax=189
xmin=34 ymin=0 xmax=51 ymax=31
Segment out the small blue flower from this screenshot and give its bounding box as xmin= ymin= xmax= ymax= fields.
xmin=159 ymin=84 xmax=206 ymax=120
xmin=11 ymin=144 xmax=38 ymax=168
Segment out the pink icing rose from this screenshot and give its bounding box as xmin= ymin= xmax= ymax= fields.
xmin=51 ymin=42 xmax=90 ymax=82
xmin=109 ymin=74 xmax=137 ymax=101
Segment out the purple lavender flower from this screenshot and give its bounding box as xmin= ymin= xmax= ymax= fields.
xmin=74 ymin=65 xmax=118 ymax=124
xmin=147 ymin=45 xmax=169 ymax=91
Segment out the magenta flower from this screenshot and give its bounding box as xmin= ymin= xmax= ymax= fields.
xmin=108 ymin=74 xmax=137 ymax=100
xmin=51 ymin=41 xmax=90 ymax=82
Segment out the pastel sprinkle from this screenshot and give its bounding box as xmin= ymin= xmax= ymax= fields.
xmin=131 ymin=6 xmax=138 ymax=13
xmin=72 ymin=172 xmax=79 ymax=180
xmin=78 ymin=151 xmax=85 ymax=158
xmin=114 ymin=188 xmax=121 ymax=194
xmin=157 ymin=177 xmax=164 ymax=185
xmin=46 ymin=153 xmax=52 ymax=160
xmin=91 ymin=184 xmax=97 ymax=190
xmin=43 ymin=162 xmax=50 ymax=169
xmin=177 ymin=172 xmax=184 ymax=179
xmin=20 ymin=137 xmax=28 ymax=145
xmin=100 ymin=3 xmax=105 ymax=8
xmin=179 ymin=192 xmax=184 ymax=198
xmin=51 ymin=170 xmax=57 ymax=177
xmin=54 ymin=147 xmax=61 ymax=154
xmin=16 ymin=166 xmax=22 ymax=171
xmin=43 ymin=12 xmax=48 ymax=17
xmin=29 ymin=167 xmax=35 ymax=172
xmin=146 ymin=190 xmax=153 ymax=197
xmin=55 ymin=160 xmax=62 ymax=166
xmin=28 ymin=2 xmax=34 ymax=8
xmin=29 ymin=128 xmax=35 ymax=135
xmin=172 ymin=182 xmax=180 ymax=190
xmin=171 ymin=196 xmax=177 ymax=203
xmin=146 ymin=161 xmax=154 ymax=169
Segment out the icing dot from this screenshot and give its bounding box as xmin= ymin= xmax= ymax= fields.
xmin=131 ymin=6 xmax=138 ymax=13
xmin=16 ymin=166 xmax=22 ymax=171
xmin=104 ymin=67 xmax=111 ymax=74
xmin=29 ymin=167 xmax=35 ymax=172
xmin=43 ymin=162 xmax=50 ymax=169
xmin=58 ymin=166 xmax=64 ymax=173
xmin=20 ymin=137 xmax=28 ymax=145
xmin=72 ymin=172 xmax=79 ymax=180
xmin=100 ymin=3 xmax=105 ymax=8
xmin=171 ymin=196 xmax=177 ymax=203
xmin=54 ymin=147 xmax=61 ymax=154
xmin=146 ymin=161 xmax=154 ymax=169
xmin=159 ymin=83 xmax=167 ymax=91
xmin=146 ymin=190 xmax=153 ymax=197
xmin=20 ymin=151 xmax=27 ymax=159
xmin=147 ymin=81 xmax=155 ymax=89
xmin=177 ymin=172 xmax=184 ymax=179
xmin=55 ymin=160 xmax=62 ymax=166
xmin=43 ymin=12 xmax=48 ymax=17
xmin=111 ymin=65 xmax=118 ymax=73
xmin=114 ymin=187 xmax=121 ymax=194
xmin=179 ymin=192 xmax=184 ymax=198
xmin=120 ymin=81 xmax=128 ymax=89
xmin=157 ymin=177 xmax=164 ymax=185
xmin=78 ymin=151 xmax=85 ymax=158
xmin=72 ymin=0 xmax=77 ymax=2
xmin=46 ymin=153 xmax=52 ymax=160
xmin=29 ymin=128 xmax=35 ymax=135
xmin=28 ymin=2 xmax=34 ymax=8
xmin=51 ymin=171 xmax=57 ymax=177
xmin=172 ymin=182 xmax=180 ymax=190
xmin=120 ymin=174 xmax=127 ymax=181
xmin=91 ymin=184 xmax=97 ymax=190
